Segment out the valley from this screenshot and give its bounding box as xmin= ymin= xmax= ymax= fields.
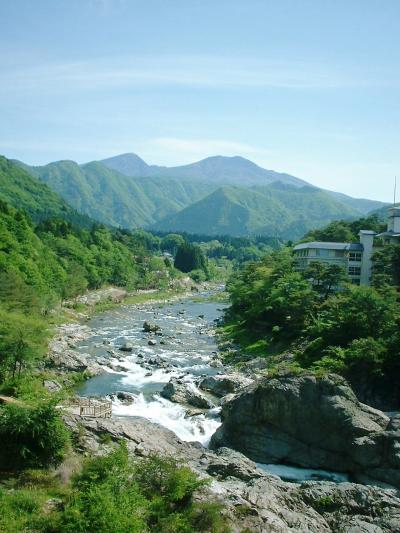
xmin=12 ymin=153 xmax=386 ymax=240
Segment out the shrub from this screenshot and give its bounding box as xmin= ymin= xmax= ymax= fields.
xmin=0 ymin=401 xmax=69 ymax=470
xmin=57 ymin=444 xmax=229 ymax=533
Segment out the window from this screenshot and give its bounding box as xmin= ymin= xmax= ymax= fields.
xmin=316 ymin=249 xmax=330 ymax=257
xmin=349 ymin=252 xmax=362 ymax=262
xmin=348 ymin=266 xmax=361 ymax=276
xmin=351 ymin=278 xmax=360 ymax=285
xmin=335 ymin=250 xmax=344 ymax=257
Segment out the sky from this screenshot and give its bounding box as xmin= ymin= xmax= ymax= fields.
xmin=0 ymin=0 xmax=399 ymax=202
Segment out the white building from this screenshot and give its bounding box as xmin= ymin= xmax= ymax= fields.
xmin=293 ymin=207 xmax=400 ymax=286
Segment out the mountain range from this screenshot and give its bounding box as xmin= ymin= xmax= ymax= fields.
xmin=7 ymin=153 xmax=386 ymax=239
xmin=101 ymin=153 xmax=309 ymax=188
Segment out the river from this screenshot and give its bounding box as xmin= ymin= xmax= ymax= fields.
xmin=76 ymin=287 xmax=349 ymax=484
xmin=77 ymin=288 xmax=226 ymax=445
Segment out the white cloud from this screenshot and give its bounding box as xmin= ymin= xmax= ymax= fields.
xmin=0 ymin=54 xmax=386 ymax=95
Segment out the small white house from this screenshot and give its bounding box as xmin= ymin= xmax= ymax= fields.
xmin=293 ymin=207 xmax=399 ymax=286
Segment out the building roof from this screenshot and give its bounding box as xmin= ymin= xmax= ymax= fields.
xmin=359 ymin=230 xmax=377 ymax=235
xmin=377 ymin=231 xmax=400 ymax=238
xmin=293 ymin=241 xmax=363 ymax=251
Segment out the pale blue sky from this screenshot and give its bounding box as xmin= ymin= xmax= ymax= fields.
xmin=0 ymin=0 xmax=399 ymax=201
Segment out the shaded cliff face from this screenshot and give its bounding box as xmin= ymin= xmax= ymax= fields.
xmin=211 ymin=374 xmax=400 ymax=489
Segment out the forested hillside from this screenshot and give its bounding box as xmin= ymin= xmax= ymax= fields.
xmin=152 ymin=183 xmax=361 ymax=239
xmin=0 ymin=156 xmax=92 ymax=228
xmin=18 ymin=159 xmax=215 ymax=229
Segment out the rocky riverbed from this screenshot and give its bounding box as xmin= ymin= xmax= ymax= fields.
xmin=48 ymin=288 xmax=400 ymax=532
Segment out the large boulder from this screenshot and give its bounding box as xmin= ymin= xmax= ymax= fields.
xmin=111 ymin=391 xmax=136 ymax=405
xmin=211 ymin=374 xmax=400 ymax=488
xmin=199 ymin=374 xmax=253 ymax=398
xmin=143 ymin=321 xmax=160 ymax=333
xmin=161 ymin=378 xmax=214 ymax=409
xmin=119 ymin=341 xmax=133 ymax=352
xmin=63 ymin=413 xmax=400 ymax=532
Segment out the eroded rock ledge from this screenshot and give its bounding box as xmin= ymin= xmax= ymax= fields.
xmin=210 ymin=373 xmax=400 ymax=490
xmin=63 ymin=413 xmax=400 ymax=533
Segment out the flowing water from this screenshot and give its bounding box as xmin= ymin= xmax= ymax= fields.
xmin=77 ymin=289 xmax=226 ymax=445
xmin=77 ymin=288 xmax=349 ymax=483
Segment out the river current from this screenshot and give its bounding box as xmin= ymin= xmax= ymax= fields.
xmin=76 ymin=288 xmax=349 ymax=484
xmin=77 ymin=289 xmax=225 ymax=445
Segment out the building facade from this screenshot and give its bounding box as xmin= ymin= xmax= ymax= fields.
xmin=293 ymin=207 xmax=400 ymax=286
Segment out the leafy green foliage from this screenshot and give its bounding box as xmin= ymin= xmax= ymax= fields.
xmin=174 ymin=242 xmax=208 ymax=275
xmin=0 ymin=200 xmax=178 ymax=383
xmin=0 ymin=309 xmax=48 ymax=381
xmin=56 ymin=444 xmax=229 ymax=533
xmin=0 ymin=401 xmax=69 ymax=469
xmin=303 ymin=262 xmax=348 ymax=299
xmin=227 ymin=250 xmax=316 ymax=343
xmin=372 ymin=243 xmax=400 ymax=288
xmin=302 ymin=215 xmax=385 ymax=243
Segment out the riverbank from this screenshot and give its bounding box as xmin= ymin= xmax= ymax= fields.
xmin=42 ymin=285 xmax=400 ymax=532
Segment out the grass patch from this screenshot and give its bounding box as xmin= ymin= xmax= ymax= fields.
xmin=0 ymin=469 xmax=68 ymax=533
xmin=218 ymin=321 xmax=293 ymax=363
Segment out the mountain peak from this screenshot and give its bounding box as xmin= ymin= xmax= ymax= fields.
xmin=100 ymin=153 xmax=150 ymax=176
xmin=99 ymin=151 xmax=308 ymax=187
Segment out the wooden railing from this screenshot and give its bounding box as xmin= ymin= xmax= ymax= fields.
xmin=66 ymin=397 xmax=112 ymax=418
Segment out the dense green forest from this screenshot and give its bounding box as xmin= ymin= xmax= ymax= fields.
xmin=155 ymin=230 xmax=282 ymax=265
xmin=224 ymin=220 xmax=400 ymax=408
xmin=301 ymin=214 xmax=386 ymax=243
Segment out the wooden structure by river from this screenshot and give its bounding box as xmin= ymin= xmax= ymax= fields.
xmin=63 ymin=397 xmax=112 ymax=418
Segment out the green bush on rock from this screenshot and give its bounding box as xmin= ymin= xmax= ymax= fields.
xmin=57 ymin=444 xmax=229 ymax=533
xmin=0 ymin=400 xmax=69 ymax=470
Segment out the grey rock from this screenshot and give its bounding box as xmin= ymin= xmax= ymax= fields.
xmin=112 ymin=391 xmax=136 ymax=404
xmin=143 ymin=321 xmax=160 ymax=333
xmin=148 ymin=339 xmax=157 ymax=346
xmin=63 ymin=413 xmax=400 ymax=533
xmin=119 ymin=342 xmax=133 ymax=352
xmin=43 ymin=379 xmax=62 ymax=393
xmin=47 ymin=324 xmax=102 ymax=374
xmin=211 ymin=374 xmax=400 ymax=488
xmin=161 ymin=378 xmax=214 ymax=409
xmin=199 ymin=374 xmax=253 ymax=397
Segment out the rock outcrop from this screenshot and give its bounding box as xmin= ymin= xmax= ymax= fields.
xmin=143 ymin=321 xmax=161 ymax=333
xmin=67 ymin=287 xmax=127 ymax=306
xmin=161 ymin=378 xmax=214 ymax=409
xmin=47 ymin=324 xmax=104 ymax=375
xmin=63 ymin=413 xmax=400 ymax=532
xmin=119 ymin=341 xmax=133 ymax=352
xmin=199 ymin=373 xmax=253 ymax=397
xmin=211 ymin=373 xmax=400 ymax=489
